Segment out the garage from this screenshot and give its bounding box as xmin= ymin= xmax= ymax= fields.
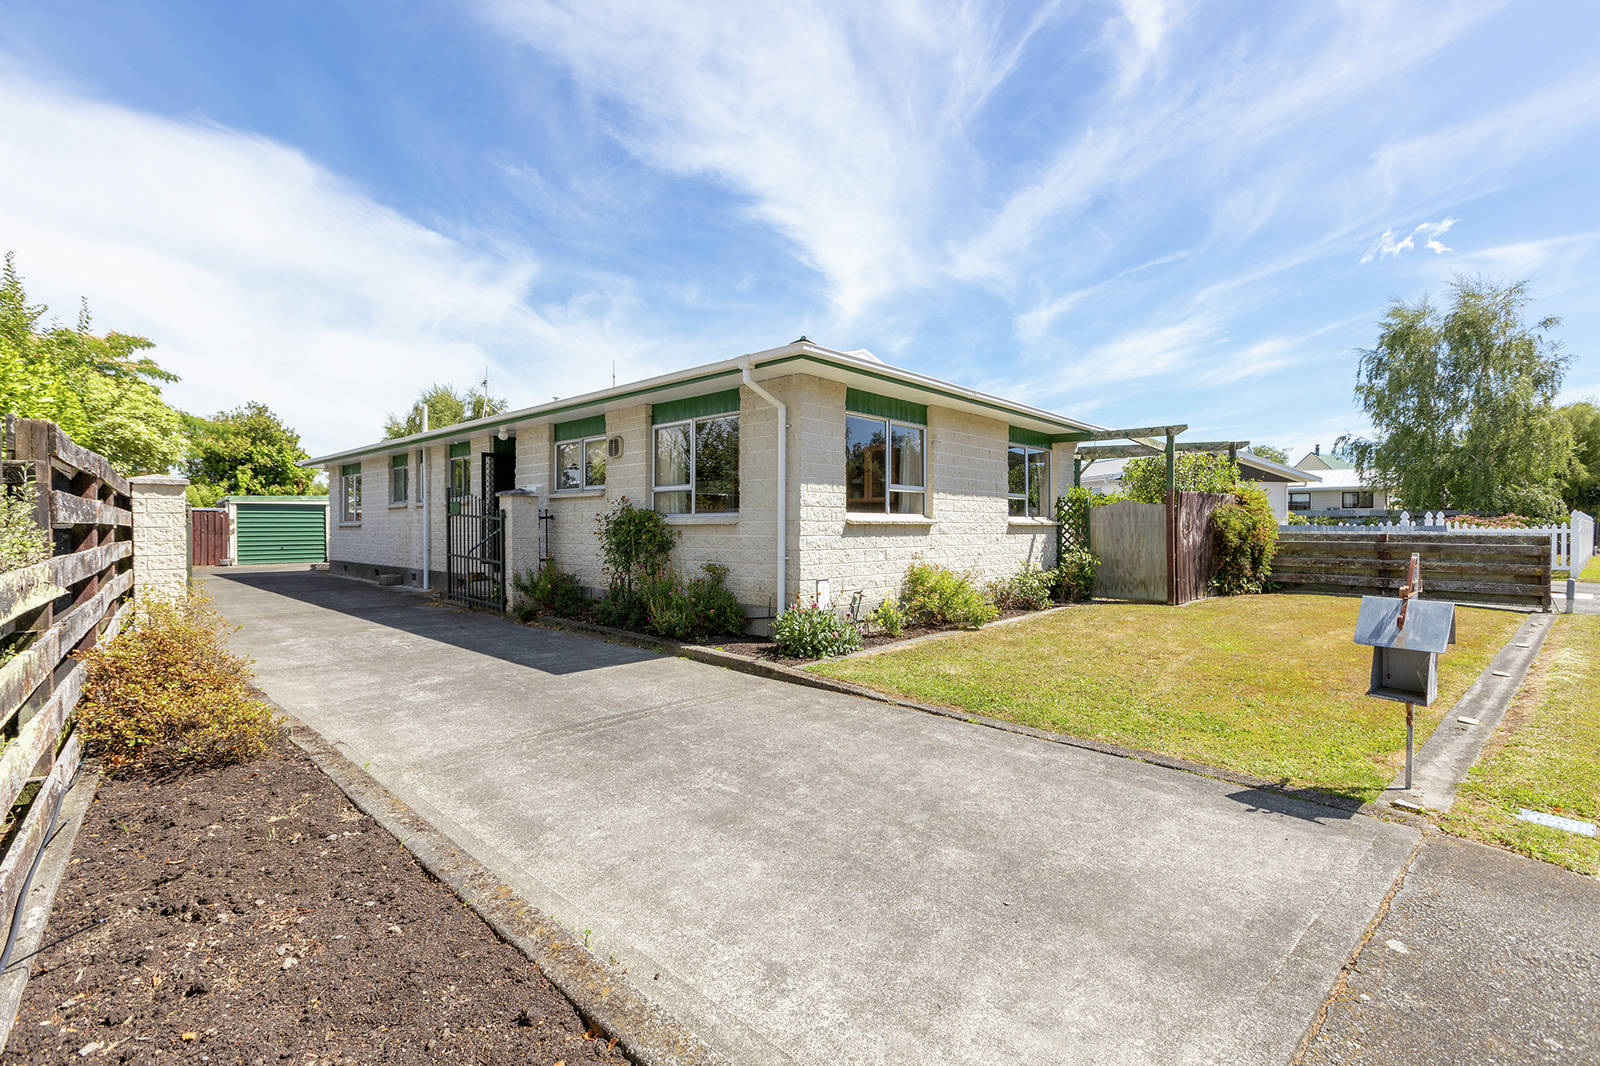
xmin=224 ymin=496 xmax=328 ymax=564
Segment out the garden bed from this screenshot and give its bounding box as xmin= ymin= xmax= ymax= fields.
xmin=8 ymin=744 xmax=628 ymax=1065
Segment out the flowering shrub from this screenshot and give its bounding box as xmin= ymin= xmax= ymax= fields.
xmin=1211 ymin=484 xmax=1279 ymax=594
xmin=772 ymin=600 xmax=861 ymax=659
xmin=75 ymin=591 xmax=280 ymax=771
xmin=867 ymin=595 xmax=906 ymax=637
xmin=511 ymin=558 xmax=583 ymax=622
xmin=1055 ymin=549 xmax=1099 ymax=602
xmin=645 ymin=563 xmax=746 ymax=640
xmin=901 ymin=560 xmax=998 ymax=628
xmin=989 ymin=563 xmax=1057 ymax=611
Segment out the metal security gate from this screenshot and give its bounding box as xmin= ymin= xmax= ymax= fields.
xmin=445 ymin=493 xmax=506 ymax=610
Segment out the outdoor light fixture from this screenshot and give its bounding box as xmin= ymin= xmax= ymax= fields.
xmin=497 ymin=426 xmax=508 ymax=441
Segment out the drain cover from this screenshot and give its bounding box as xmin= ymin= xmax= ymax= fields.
xmin=1516 ymin=809 xmax=1597 ymax=837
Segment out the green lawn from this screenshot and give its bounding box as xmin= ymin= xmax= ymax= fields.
xmin=1443 ymin=615 xmax=1600 ymax=874
xmin=1581 ymin=555 xmax=1600 ymax=583
xmin=813 ymin=594 xmax=1523 ymax=804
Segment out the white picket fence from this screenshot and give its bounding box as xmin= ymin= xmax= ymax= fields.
xmin=1282 ymin=510 xmax=1595 ymax=573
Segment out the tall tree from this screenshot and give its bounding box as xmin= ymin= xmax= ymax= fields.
xmin=1339 ymin=277 xmax=1573 ymax=519
xmin=184 ymin=402 xmax=316 ymax=503
xmin=1559 ymin=401 xmax=1600 ymax=513
xmin=0 ymin=252 xmax=186 ymax=473
xmin=384 ymin=383 xmax=508 ymax=439
xmin=1246 ymin=444 xmax=1289 ymax=464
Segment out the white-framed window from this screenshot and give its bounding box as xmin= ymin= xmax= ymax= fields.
xmin=1343 ymin=491 xmax=1374 ymax=509
xmin=654 ymin=414 xmax=739 ymax=514
xmin=1289 ymin=491 xmax=1311 ymax=512
xmin=1007 ymin=444 xmax=1050 ymax=517
xmin=340 ymin=463 xmax=362 ymax=523
xmin=845 ymin=414 xmax=925 ymax=514
xmin=556 ymin=435 xmax=607 ymax=491
xmin=389 ymin=454 xmax=408 ymax=505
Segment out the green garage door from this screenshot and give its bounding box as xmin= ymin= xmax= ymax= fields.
xmin=234 ymin=500 xmax=327 ymax=564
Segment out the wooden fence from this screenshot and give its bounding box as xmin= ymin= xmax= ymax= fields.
xmin=1282 ymin=510 xmax=1595 ymax=574
xmin=0 ymin=418 xmax=133 ymax=972
xmin=1272 ymin=531 xmax=1551 ymax=610
xmin=1085 ymin=491 xmax=1229 ymax=604
xmin=191 ymin=508 xmax=228 ymax=566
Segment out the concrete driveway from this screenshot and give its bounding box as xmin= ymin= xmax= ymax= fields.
xmin=205 ymin=567 xmax=1418 ymax=1066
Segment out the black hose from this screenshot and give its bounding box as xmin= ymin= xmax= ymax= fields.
xmin=0 ymin=757 xmax=85 ymax=974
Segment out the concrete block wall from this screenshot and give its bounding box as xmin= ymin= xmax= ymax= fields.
xmin=129 ymin=475 xmax=190 ymax=601
xmin=328 ymin=452 xmax=422 ymax=574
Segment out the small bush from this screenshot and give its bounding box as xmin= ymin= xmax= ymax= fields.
xmin=1211 ymin=484 xmax=1278 ymax=594
xmin=990 ymin=563 xmax=1057 ymax=612
xmin=595 ymin=497 xmax=677 ymax=599
xmin=1121 ymin=452 xmax=1240 ymax=503
xmin=75 ymin=591 xmax=280 ymax=771
xmin=901 ymin=560 xmax=999 ymax=628
xmin=867 ymin=595 xmax=906 ymax=637
xmin=0 ymin=479 xmax=50 ymax=574
xmin=510 ymin=558 xmax=583 ymax=622
xmin=644 ymin=563 xmax=746 ymax=640
xmin=593 ymin=587 xmax=651 ymax=631
xmin=1055 ymin=549 xmax=1099 ymax=602
xmin=772 ymin=600 xmax=862 ymax=659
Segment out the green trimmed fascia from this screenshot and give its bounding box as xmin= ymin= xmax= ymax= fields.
xmin=554 ymin=414 xmax=606 ymax=441
xmin=652 ymin=388 xmax=741 ymax=425
xmin=390 ymin=453 xmax=408 ymax=469
xmin=449 ymin=442 xmax=470 ymax=459
xmin=758 ymin=353 xmax=1089 ymax=433
xmin=845 ymin=388 xmax=927 ymax=425
xmin=1008 ymin=426 xmax=1053 ymax=448
xmin=341 ymin=462 xmax=360 ymax=476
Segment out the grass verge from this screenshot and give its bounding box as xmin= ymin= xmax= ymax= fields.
xmin=1580 ymin=555 xmax=1600 ymax=583
xmin=1442 ymin=615 xmax=1599 ymax=874
xmin=811 ymin=593 xmax=1522 ymax=805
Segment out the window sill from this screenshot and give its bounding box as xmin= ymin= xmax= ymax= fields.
xmin=549 ymin=488 xmax=606 ymax=499
xmin=844 ymin=513 xmax=933 ymax=527
xmin=1007 ymin=517 xmax=1058 ymax=527
xmin=665 ymin=513 xmax=740 ymax=525
xmin=337 ymin=521 xmax=362 ymax=528
xmin=388 ymin=502 xmax=409 ymax=509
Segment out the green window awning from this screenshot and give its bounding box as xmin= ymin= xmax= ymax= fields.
xmin=449 ymin=442 xmax=470 ymax=459
xmin=390 ymin=454 xmax=408 ymax=469
xmin=1009 ymin=426 xmax=1053 ymax=449
xmin=554 ymin=414 xmax=606 ymax=441
xmin=846 ymin=388 xmax=926 ymax=425
xmin=652 ymin=388 xmax=741 ymax=425
xmin=341 ymin=462 xmax=360 ymax=476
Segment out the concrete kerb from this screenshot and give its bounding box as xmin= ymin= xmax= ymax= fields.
xmin=528 ymin=613 xmax=1415 ymax=825
xmin=281 ymin=717 xmax=725 ymax=1066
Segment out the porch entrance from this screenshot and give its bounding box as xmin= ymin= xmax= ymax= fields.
xmin=443 ymin=440 xmax=515 ymax=611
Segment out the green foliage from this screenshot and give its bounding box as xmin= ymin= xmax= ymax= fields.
xmin=1121 ymin=452 xmax=1240 ymax=503
xmin=1056 ymin=549 xmax=1099 ymax=602
xmin=901 ymin=559 xmax=999 ymax=628
xmin=1487 ymin=484 xmax=1567 ymax=523
xmin=594 ymin=496 xmax=678 ymax=630
xmin=772 ymin=601 xmax=862 ymax=659
xmin=1056 ymin=487 xmax=1090 ymax=556
xmin=1211 ymin=484 xmax=1279 ymax=595
xmin=384 ymin=382 xmax=508 ymax=438
xmin=644 ymin=563 xmax=746 ymax=640
xmin=0 ymin=252 xmax=185 ymax=474
xmin=1557 ymin=401 xmax=1600 ymax=513
xmin=868 ymin=595 xmax=906 ymax=637
xmin=511 ymin=558 xmax=584 ymax=622
xmin=0 ymin=478 xmax=51 ymax=573
xmin=184 ymin=402 xmax=316 ymax=499
xmin=1340 ymin=276 xmax=1574 ymax=513
xmin=989 ymin=563 xmax=1057 ymax=612
xmin=75 ymin=591 xmax=280 ymax=772
xmin=1247 ymin=444 xmax=1290 ymax=464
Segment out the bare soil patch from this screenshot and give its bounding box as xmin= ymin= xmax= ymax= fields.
xmin=8 ymin=743 xmax=628 ymax=1065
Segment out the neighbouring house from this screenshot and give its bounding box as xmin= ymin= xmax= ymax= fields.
xmin=1289 ymin=447 xmax=1391 ymax=516
xmin=1077 ymin=450 xmax=1319 ymax=519
xmin=305 ymin=339 xmax=1133 ymax=630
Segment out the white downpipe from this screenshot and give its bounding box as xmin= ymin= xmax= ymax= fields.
xmin=420 ymin=404 xmax=431 ymax=591
xmin=741 ymin=361 xmax=788 ymax=616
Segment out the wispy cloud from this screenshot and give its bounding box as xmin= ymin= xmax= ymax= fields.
xmin=1361 ymin=217 xmax=1458 ymax=263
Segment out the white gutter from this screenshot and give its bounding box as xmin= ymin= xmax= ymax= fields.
xmin=741 ymin=361 xmax=788 ymax=617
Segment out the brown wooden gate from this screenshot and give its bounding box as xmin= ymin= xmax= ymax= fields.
xmin=191 ymin=508 xmax=227 ymax=566
xmin=1169 ymin=491 xmax=1230 ymax=605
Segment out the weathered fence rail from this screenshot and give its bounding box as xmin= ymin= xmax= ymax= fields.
xmin=0 ymin=418 xmax=133 ymax=987
xmin=1282 ymin=510 xmax=1594 ymax=573
xmin=1273 ymin=531 xmax=1551 ymax=609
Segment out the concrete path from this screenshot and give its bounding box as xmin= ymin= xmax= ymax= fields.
xmin=1305 ymin=834 xmax=1600 ymax=1064
xmin=205 ymin=567 xmax=1419 ymax=1066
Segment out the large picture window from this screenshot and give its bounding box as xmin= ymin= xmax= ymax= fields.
xmin=340 ymin=462 xmax=362 ymax=523
xmin=845 ymin=414 xmax=925 ymax=514
xmin=1007 ymin=444 xmax=1049 ymax=517
xmin=1288 ymin=491 xmax=1311 ymax=512
xmin=389 ymin=454 xmax=408 ymax=505
xmin=1342 ymin=491 xmax=1374 ymax=509
xmin=556 ymin=435 xmax=607 ymax=491
xmin=654 ymin=414 xmax=739 ymax=514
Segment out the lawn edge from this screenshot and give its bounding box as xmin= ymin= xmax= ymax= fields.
xmin=531 ymin=614 xmax=1413 ymax=823
xmin=280 ymin=714 xmax=726 ymax=1066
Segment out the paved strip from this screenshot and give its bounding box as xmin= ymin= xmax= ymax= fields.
xmin=207 ymin=568 xmax=1419 ymax=1066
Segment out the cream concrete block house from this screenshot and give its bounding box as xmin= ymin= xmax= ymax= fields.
xmin=306 ymin=340 xmax=1102 ymax=627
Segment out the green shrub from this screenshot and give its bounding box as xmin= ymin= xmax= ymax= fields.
xmin=511 ymin=558 xmax=583 ymax=622
xmin=771 ymin=601 xmax=862 ymax=659
xmin=1211 ymin=484 xmax=1279 ymax=594
xmin=989 ymin=563 xmax=1057 ymax=611
xmin=1055 ymin=549 xmax=1099 ymax=602
xmin=867 ymin=595 xmax=906 ymax=637
xmin=644 ymin=563 xmax=746 ymax=640
xmin=901 ymin=560 xmax=999 ymax=628
xmin=595 ymin=497 xmax=677 ymax=597
xmin=1489 ymin=484 xmax=1566 ymax=523
xmin=593 ymin=588 xmax=651 ymax=631
xmin=75 ymin=591 xmax=280 ymax=771
xmin=1121 ymin=452 xmax=1240 ymax=503
xmin=0 ymin=479 xmax=50 ymax=573
xmin=1057 ymin=487 xmax=1091 ymax=553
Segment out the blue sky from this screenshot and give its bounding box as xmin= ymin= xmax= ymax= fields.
xmin=3 ymin=0 xmax=1598 ymax=458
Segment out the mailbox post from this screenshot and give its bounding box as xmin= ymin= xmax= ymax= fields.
xmin=1352 ymin=555 xmax=1457 ymax=792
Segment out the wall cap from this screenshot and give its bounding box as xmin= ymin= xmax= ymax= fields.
xmin=129 ymin=474 xmax=190 ymax=486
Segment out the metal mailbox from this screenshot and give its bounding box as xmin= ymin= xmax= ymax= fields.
xmin=1353 ymin=595 xmax=1456 ymax=707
